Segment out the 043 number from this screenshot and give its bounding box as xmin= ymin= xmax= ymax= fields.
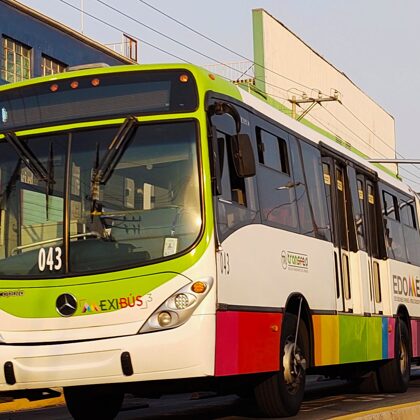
xmin=38 ymin=247 xmax=62 ymax=272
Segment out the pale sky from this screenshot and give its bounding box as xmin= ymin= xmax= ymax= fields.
xmin=17 ymin=0 xmax=420 ymax=189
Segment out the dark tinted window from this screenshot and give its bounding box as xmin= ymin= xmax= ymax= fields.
xmin=257 ymin=128 xmax=289 ymax=173
xmin=400 ymin=198 xmax=420 ymax=266
xmin=367 ymin=183 xmax=380 ymax=258
xmin=289 ymin=137 xmax=313 ymax=236
xmin=300 ymin=141 xmax=331 ymax=241
xmin=383 ymin=191 xmax=398 ymax=220
xmin=348 ymin=167 xmax=366 ymax=252
xmin=0 ymin=70 xmax=198 ymax=132
xmin=381 ymin=188 xmax=407 ymax=262
xmin=401 ymin=200 xmax=417 ymax=228
xmin=256 ymin=124 xmax=297 ymax=231
xmin=211 ymin=106 xmax=259 ymax=241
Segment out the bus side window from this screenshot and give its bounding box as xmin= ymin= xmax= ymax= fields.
xmin=381 ymin=188 xmax=407 ymax=262
xmin=400 ymin=198 xmax=420 ymax=265
xmin=211 ymin=107 xmax=259 ymax=241
xmin=289 ymin=137 xmax=331 ymax=240
xmin=300 ymin=141 xmax=331 ymax=241
xmin=256 ymin=123 xmax=298 ymax=232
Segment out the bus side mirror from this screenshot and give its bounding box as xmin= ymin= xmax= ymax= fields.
xmin=231 ymin=134 xmax=256 ymax=178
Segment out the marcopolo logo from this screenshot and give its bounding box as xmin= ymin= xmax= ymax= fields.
xmin=281 ymin=250 xmax=309 ymax=272
xmin=393 ymin=274 xmax=420 ymax=303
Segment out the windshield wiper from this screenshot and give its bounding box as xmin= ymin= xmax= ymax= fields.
xmin=4 ymin=132 xmax=49 ymax=182
xmin=90 ymin=116 xmax=138 ymax=203
xmin=4 ymin=131 xmax=55 ymax=219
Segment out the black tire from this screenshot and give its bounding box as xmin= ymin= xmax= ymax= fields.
xmin=64 ymin=385 xmax=124 ymax=420
xmin=254 ymin=313 xmax=309 ymax=417
xmin=377 ymin=319 xmax=410 ymax=393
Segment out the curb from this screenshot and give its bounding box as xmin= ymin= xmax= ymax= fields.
xmin=332 ymin=401 xmax=420 ymax=419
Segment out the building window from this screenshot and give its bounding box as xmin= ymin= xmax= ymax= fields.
xmin=123 ymin=34 xmax=138 ymax=61
xmin=1 ymin=37 xmax=31 ymax=83
xmin=41 ymin=55 xmax=67 ymax=76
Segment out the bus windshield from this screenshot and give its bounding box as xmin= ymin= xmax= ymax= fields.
xmin=0 ymin=120 xmax=201 ymax=277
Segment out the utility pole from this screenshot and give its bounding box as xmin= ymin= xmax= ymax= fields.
xmin=290 ymin=91 xmax=341 ymax=121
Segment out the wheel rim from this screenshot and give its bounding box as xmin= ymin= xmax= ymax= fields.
xmin=282 ymin=337 xmax=306 ymax=394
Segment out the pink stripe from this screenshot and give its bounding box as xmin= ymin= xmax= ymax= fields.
xmin=412 ymin=320 xmax=419 ymax=357
xmin=388 ymin=318 xmax=395 ymax=359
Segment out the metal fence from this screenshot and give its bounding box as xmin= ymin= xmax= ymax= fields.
xmin=203 ymin=60 xmax=255 ymax=83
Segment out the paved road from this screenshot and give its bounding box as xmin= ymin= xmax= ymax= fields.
xmin=1 ymin=369 xmax=420 ymax=419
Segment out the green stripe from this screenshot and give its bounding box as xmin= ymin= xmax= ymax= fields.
xmin=252 ymin=9 xmax=266 ymax=95
xmin=339 ymin=315 xmax=383 ymax=363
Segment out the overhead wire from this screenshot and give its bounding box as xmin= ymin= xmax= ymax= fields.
xmin=319 ymin=104 xmax=420 ymax=184
xmin=323 ymin=104 xmax=420 ymax=180
xmin=135 ymin=0 xmax=315 ymax=92
xmin=57 ymin=0 xmax=419 ymax=185
xmin=57 ymin=0 xmax=192 ymax=63
xmin=340 ymin=102 xmax=420 ymax=175
xmin=59 ymin=0 xmax=292 ymax=97
xmin=135 ymin=0 xmax=420 ymax=174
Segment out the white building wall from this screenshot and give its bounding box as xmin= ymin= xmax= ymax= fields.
xmin=253 ymin=9 xmax=396 ymax=171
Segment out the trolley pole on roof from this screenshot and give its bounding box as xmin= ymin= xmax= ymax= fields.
xmin=290 ymin=92 xmax=341 ymax=121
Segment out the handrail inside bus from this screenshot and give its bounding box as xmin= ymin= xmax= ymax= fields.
xmin=11 ymin=232 xmax=102 ymax=255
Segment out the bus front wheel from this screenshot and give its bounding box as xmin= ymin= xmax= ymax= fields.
xmin=254 ymin=313 xmax=308 ymax=417
xmin=377 ymin=319 xmax=410 ymax=393
xmin=64 ymin=385 xmax=124 ymax=420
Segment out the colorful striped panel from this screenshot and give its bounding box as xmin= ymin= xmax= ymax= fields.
xmin=313 ymin=314 xmax=395 ymax=366
xmin=313 ymin=314 xmax=339 ymax=366
xmin=387 ymin=317 xmax=395 ymax=359
xmin=411 ymin=319 xmax=420 ymax=357
xmin=215 ymin=311 xmax=282 ymax=376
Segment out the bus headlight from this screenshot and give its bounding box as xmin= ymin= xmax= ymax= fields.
xmin=174 ymin=293 xmax=191 ymax=309
xmin=139 ymin=277 xmax=213 ymax=334
xmin=157 ymin=311 xmax=173 ymax=327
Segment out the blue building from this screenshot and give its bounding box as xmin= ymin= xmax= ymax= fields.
xmin=0 ymin=0 xmax=133 ymax=85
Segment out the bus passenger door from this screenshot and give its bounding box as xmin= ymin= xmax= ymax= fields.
xmin=348 ymin=167 xmax=377 ymax=315
xmin=364 ymin=178 xmax=383 ymax=314
xmin=322 ymin=157 xmax=353 ymax=313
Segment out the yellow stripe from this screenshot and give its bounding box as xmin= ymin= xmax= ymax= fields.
xmin=331 ymin=401 xmax=420 ymax=419
xmin=313 ymin=315 xmax=339 ymax=366
xmin=0 ymin=395 xmax=64 ymax=412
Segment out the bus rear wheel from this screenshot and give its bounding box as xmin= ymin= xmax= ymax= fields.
xmin=254 ymin=313 xmax=308 ymax=417
xmin=377 ymin=319 xmax=410 ymax=393
xmin=64 ymin=385 xmax=124 ymax=420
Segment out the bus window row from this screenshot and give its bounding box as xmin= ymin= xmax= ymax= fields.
xmin=380 ymin=186 xmax=420 ymax=265
xmin=210 ymin=98 xmax=420 ymax=268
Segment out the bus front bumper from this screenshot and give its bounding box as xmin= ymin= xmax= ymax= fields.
xmin=0 ymin=314 xmax=215 ymax=390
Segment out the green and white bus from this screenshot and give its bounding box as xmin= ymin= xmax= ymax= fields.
xmin=0 ymin=64 xmax=419 ymax=419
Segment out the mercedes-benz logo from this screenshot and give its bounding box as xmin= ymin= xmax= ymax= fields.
xmin=56 ymin=293 xmax=78 ymax=317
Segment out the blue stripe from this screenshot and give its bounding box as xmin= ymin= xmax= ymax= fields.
xmin=381 ymin=317 xmax=388 ymax=359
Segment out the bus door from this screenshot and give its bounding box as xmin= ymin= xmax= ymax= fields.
xmin=360 ymin=176 xmax=383 ymax=314
xmin=348 ymin=166 xmax=375 ymax=314
xmin=322 ymin=157 xmax=353 ymax=313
